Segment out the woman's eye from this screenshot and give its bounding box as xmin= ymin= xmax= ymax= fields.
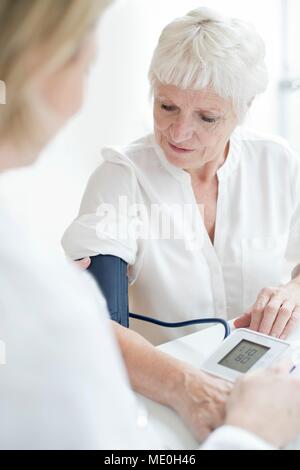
xmin=201 ymin=115 xmax=217 ymax=124
xmin=161 ymin=104 xmax=177 ymax=112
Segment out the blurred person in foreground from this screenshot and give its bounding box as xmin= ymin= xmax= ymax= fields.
xmin=0 ymin=0 xmax=300 ymax=450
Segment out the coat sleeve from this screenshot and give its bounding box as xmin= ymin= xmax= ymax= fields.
xmin=200 ymin=425 xmax=276 ymax=450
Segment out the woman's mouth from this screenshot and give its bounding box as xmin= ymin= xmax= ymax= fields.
xmin=168 ymin=142 xmax=194 ymax=153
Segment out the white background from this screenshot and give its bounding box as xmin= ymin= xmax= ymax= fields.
xmin=1 ymin=0 xmax=299 ymax=250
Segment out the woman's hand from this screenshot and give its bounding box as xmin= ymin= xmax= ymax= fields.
xmin=74 ymin=257 xmax=91 ymax=270
xmin=234 ymin=281 xmax=300 ymax=339
xmin=173 ymin=367 xmax=232 ymax=442
xmin=225 ymin=360 xmax=300 ymax=448
xmin=113 ymin=321 xmax=232 ymax=443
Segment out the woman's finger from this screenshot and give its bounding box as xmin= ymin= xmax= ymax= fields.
xmin=249 ymin=290 xmax=272 ymax=331
xmin=269 ymin=301 xmax=294 ymax=338
xmin=258 ymin=297 xmax=285 ymax=335
xmin=75 ymin=257 xmax=91 ymax=270
xmin=280 ymin=307 xmax=300 ymax=340
xmin=233 ymin=312 xmax=251 ymax=329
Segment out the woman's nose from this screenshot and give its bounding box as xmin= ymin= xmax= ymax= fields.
xmin=170 ymin=117 xmax=194 ymax=143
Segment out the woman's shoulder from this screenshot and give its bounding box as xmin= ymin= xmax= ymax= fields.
xmin=101 ymin=134 xmax=157 ymax=167
xmin=234 ymin=126 xmax=300 ymax=164
xmin=0 ymin=209 xmax=108 ymax=318
xmin=236 ymin=126 xmax=297 ymax=153
xmin=87 ymin=134 xmax=159 ymax=190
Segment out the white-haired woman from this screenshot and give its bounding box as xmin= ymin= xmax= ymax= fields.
xmin=2 ymin=0 xmax=300 ymax=451
xmin=0 ymin=0 xmax=240 ymax=448
xmin=63 ymin=7 xmax=300 ymax=345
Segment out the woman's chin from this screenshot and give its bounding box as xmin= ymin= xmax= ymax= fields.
xmin=164 ymin=147 xmax=194 ymax=163
xmin=165 ymin=155 xmax=193 ymax=170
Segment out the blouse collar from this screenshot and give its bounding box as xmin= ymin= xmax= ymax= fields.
xmin=150 ymin=127 xmax=242 ymax=184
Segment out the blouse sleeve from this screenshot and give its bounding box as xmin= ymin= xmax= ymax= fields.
xmin=62 ymin=150 xmax=143 ymax=266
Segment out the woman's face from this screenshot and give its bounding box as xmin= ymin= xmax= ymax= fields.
xmin=36 ymin=32 xmax=98 ymax=138
xmin=153 ymin=84 xmax=239 ymax=171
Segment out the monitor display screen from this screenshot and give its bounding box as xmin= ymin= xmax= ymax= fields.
xmin=218 ymin=339 xmax=270 ymax=373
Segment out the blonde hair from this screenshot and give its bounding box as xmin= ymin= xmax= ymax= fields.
xmin=0 ymin=0 xmax=110 ymax=142
xmin=149 ymin=7 xmax=268 ymax=120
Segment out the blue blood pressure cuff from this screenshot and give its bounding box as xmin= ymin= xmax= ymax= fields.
xmin=85 ymin=255 xmax=231 ymax=338
xmin=87 ymin=254 xmax=129 ymax=328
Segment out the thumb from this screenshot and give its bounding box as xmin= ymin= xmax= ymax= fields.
xmin=234 ymin=312 xmax=251 ymax=329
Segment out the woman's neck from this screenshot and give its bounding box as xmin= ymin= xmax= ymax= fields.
xmin=186 ymin=142 xmax=229 ymax=184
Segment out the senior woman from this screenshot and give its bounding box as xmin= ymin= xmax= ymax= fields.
xmin=0 ymin=0 xmax=263 ymax=449
xmin=63 ymin=7 xmax=300 ymax=345
xmin=2 ymin=0 xmax=300 ymax=451
xmin=0 ymin=0 xmax=237 ymax=447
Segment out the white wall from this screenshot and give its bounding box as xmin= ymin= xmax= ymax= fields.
xmin=1 ymin=0 xmax=296 ymax=250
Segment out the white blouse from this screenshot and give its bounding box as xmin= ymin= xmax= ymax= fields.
xmin=62 ymin=127 xmax=300 ymax=345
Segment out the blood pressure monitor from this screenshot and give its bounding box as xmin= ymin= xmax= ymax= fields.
xmin=201 ymin=328 xmax=292 ymax=382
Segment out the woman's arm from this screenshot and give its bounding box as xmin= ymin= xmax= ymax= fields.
xmin=112 ymin=321 xmax=232 ymax=442
xmin=74 ymin=255 xmax=232 ymax=441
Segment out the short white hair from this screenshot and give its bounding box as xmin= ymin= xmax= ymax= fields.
xmin=148 ymin=7 xmax=268 ymax=119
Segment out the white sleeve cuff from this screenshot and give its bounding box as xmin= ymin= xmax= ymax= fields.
xmin=200 ymin=425 xmax=276 ymax=450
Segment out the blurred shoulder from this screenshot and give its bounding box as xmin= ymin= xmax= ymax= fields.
xmin=0 ymin=210 xmax=107 ymax=323
xmin=235 ymin=126 xmax=299 ymax=161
